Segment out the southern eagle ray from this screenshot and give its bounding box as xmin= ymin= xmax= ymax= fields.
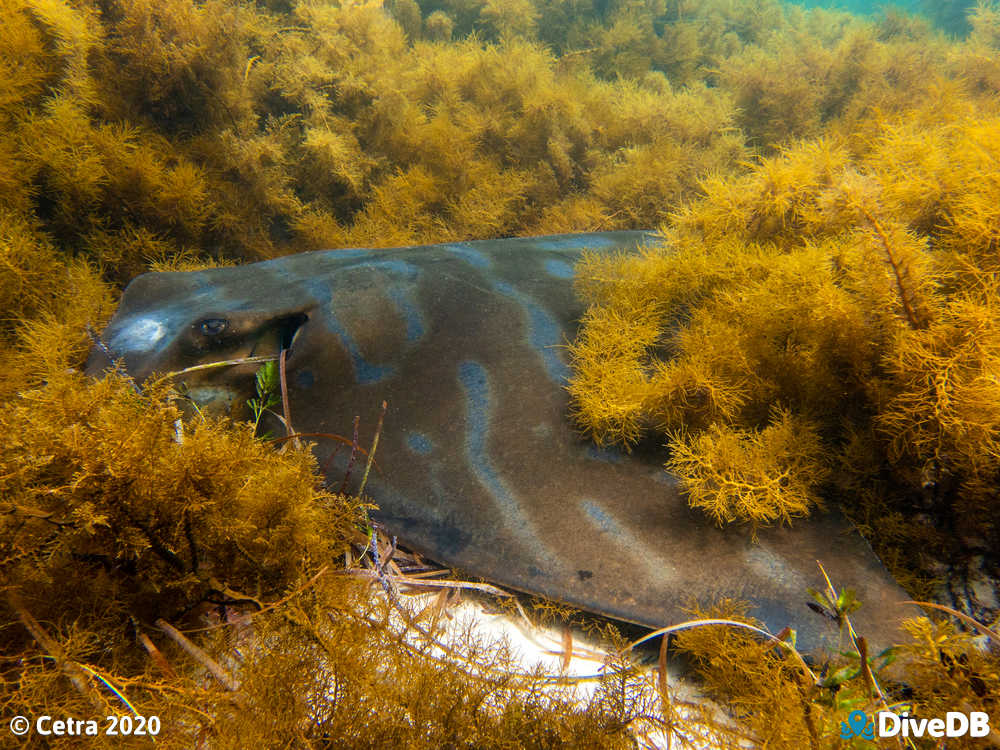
xmin=87 ymin=231 xmax=910 ymax=653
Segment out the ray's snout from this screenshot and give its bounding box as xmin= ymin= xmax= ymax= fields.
xmin=86 ymin=282 xmax=312 ymax=389
xmin=87 ymin=305 xmax=311 ymax=420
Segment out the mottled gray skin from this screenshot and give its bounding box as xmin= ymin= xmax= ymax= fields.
xmin=87 ymin=231 xmax=910 ymax=653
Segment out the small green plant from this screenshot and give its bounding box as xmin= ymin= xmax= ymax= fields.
xmin=248 ymin=359 xmax=280 ymax=434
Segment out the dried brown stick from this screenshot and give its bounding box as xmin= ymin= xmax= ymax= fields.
xmin=164 ymin=355 xmax=278 ymax=379
xmin=340 ymin=568 xmax=511 ymax=596
xmin=278 ymin=347 xmax=298 ymax=449
xmin=138 ymin=632 xmax=178 ymax=679
xmin=9 ymin=592 xmax=105 ymax=711
xmin=902 ymin=600 xmax=999 ymax=641
xmin=339 ymin=415 xmax=361 ymax=494
xmin=156 ymin=618 xmax=237 ymax=691
xmin=658 ymin=635 xmax=672 ymax=750
xmin=357 ymin=400 xmax=388 ymax=497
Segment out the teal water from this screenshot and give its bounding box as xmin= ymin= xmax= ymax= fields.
xmin=790 ymin=0 xmax=920 ymax=12
xmin=788 ymin=0 xmax=974 ymax=34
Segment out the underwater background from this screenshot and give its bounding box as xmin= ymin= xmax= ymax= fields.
xmin=2 ymin=0 xmax=999 ymax=747
xmin=796 ymin=0 xmax=968 ymax=27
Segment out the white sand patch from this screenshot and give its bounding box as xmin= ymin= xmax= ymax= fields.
xmin=376 ymin=586 xmax=739 ymax=750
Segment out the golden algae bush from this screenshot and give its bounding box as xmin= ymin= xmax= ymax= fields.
xmin=567 ymin=101 xmax=1000 ymax=586
xmin=667 ymin=599 xmax=1000 ymax=750
xmin=1 ymin=0 xmax=987 ymax=288
xmin=0 ymin=374 xmax=662 ymax=748
xmin=0 ymin=0 xmax=750 ymax=281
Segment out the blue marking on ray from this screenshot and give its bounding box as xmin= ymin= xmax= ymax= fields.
xmin=443 ymin=244 xmax=491 ymax=269
xmin=459 ymin=360 xmax=494 ymax=475
xmin=582 ymin=500 xmax=623 ymax=537
xmin=294 ymin=247 xmax=373 ymax=262
xmin=331 ymin=247 xmax=375 ymax=260
xmin=493 ymin=281 xmax=569 ymax=383
xmin=581 ymin=498 xmax=678 ymax=578
xmin=544 ymin=259 xmax=575 ymax=279
xmin=387 ymin=285 xmax=425 ymax=342
xmin=304 ymin=279 xmax=333 ymax=308
xmin=189 ymin=282 xmax=221 ymax=298
xmin=332 ymin=313 xmax=394 ymax=384
xmin=360 ymin=259 xmax=420 ymax=279
xmin=458 ymin=360 xmax=532 ymax=531
xmin=406 ymin=431 xmax=433 ymax=455
xmin=586 ymin=445 xmax=624 ymax=464
xmin=258 ymin=248 xmax=372 ymax=276
xmin=535 ymin=235 xmax=617 ymax=251
xmin=654 ymin=470 xmax=677 ymax=485
xmin=304 ymin=279 xmax=393 ymax=384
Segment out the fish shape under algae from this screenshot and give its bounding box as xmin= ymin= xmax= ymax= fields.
xmin=87 ymin=231 xmax=909 ymax=653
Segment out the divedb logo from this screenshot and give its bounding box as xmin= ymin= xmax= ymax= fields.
xmin=840 ymin=709 xmax=992 ymax=740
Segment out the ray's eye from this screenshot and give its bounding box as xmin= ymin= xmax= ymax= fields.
xmin=198 ymin=318 xmax=229 ymax=336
